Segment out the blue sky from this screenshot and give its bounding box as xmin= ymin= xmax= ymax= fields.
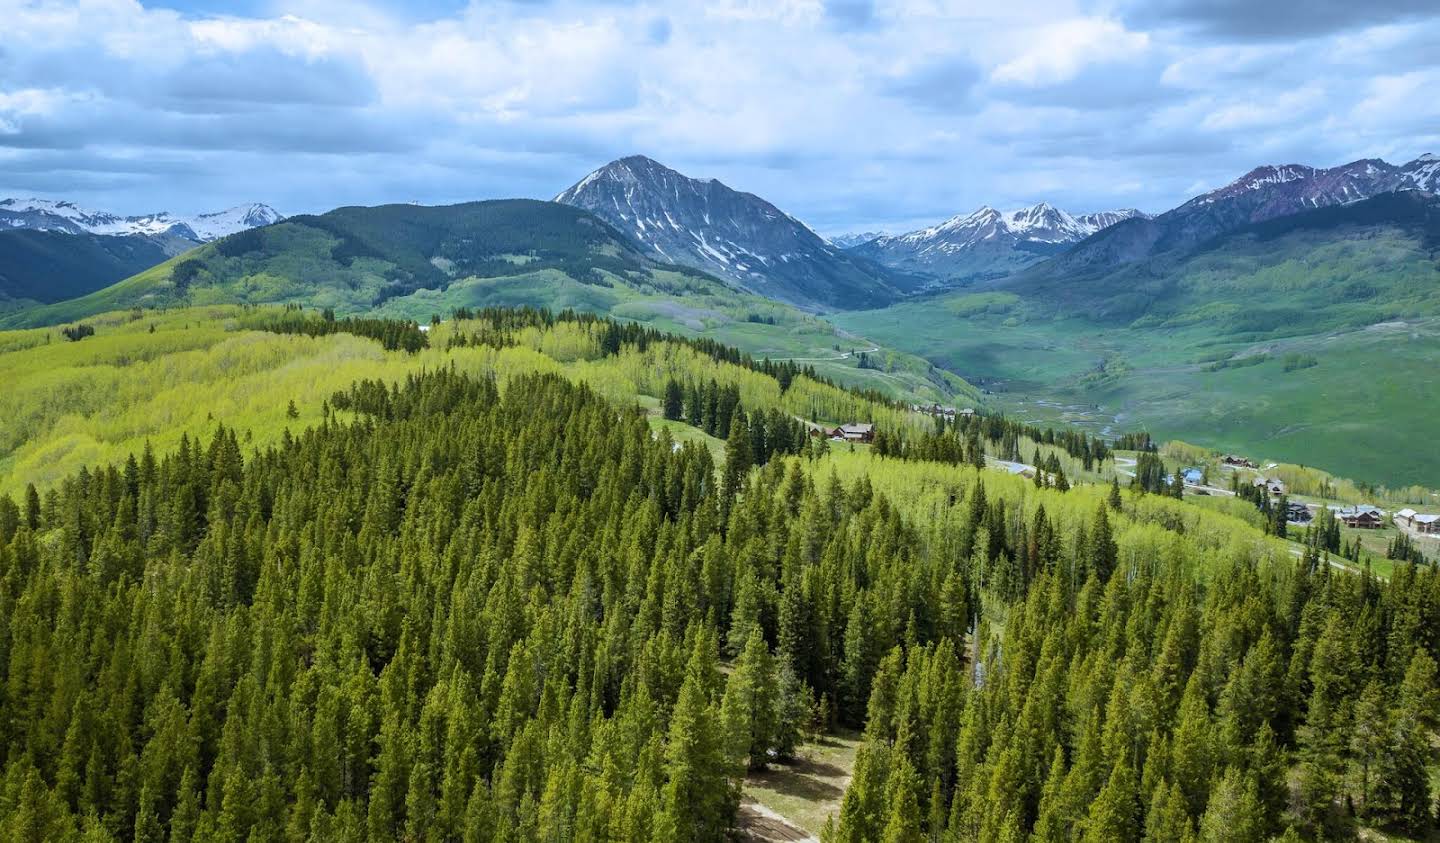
xmin=2 ymin=0 xmax=1437 ymax=234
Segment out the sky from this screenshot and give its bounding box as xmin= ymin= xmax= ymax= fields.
xmin=2 ymin=0 xmax=1438 ymax=235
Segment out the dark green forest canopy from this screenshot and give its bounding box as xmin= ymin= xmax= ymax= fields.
xmin=0 ymin=362 xmax=1438 ymax=842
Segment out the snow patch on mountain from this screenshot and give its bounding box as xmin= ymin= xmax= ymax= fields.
xmin=1402 ymin=153 xmax=1439 ymax=192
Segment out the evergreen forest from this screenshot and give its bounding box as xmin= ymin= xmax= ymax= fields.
xmin=0 ymin=307 xmax=1436 ymax=842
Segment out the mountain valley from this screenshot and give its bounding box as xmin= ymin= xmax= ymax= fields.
xmin=6 ymin=151 xmax=1439 ymax=486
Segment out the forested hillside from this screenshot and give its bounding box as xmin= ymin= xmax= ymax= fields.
xmin=0 ymin=304 xmax=1437 ymax=842
xmin=0 ymin=230 xmax=171 ymax=307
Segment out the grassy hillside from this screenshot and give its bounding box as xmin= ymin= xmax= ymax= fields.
xmin=0 ymin=229 xmax=172 ymax=307
xmin=840 ymin=192 xmax=1440 ymax=487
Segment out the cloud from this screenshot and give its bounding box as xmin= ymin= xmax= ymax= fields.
xmin=990 ymin=19 xmax=1150 ymax=86
xmin=883 ymin=56 xmax=983 ymax=112
xmin=0 ymin=0 xmax=1436 ymax=231
xmin=989 ymin=56 xmax=1172 ymax=111
xmin=160 ymin=48 xmax=378 ymax=110
xmin=646 ymin=15 xmax=672 ymax=44
xmin=822 ymin=0 xmax=875 ymax=31
xmin=1125 ymin=0 xmax=1439 ymax=40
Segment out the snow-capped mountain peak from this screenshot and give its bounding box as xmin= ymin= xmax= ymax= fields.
xmin=850 ymin=203 xmax=1146 ymax=285
xmin=554 ymin=155 xmax=904 ymax=308
xmin=829 ymin=230 xmax=888 ymax=249
xmin=1181 ymin=156 xmax=1434 ymax=214
xmin=186 ymin=204 xmax=285 ymax=240
xmin=1004 ymin=203 xmax=1086 ymax=242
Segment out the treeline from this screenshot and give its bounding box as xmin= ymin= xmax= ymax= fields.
xmin=0 ymin=365 xmax=975 ymax=841
xmin=954 ymin=413 xmax=1113 ymax=472
xmin=1236 ymin=480 xmax=1300 ymax=539
xmin=1389 ymin=531 xmax=1430 ymax=567
xmin=242 ymin=307 xmax=429 ymax=352
xmin=60 ymin=323 xmax=95 ymax=342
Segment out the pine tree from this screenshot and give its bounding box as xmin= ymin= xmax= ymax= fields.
xmin=1087 ymin=503 xmax=1118 ymax=584
xmin=879 ymin=755 xmax=923 ymax=843
xmin=23 ymin=482 xmax=40 ymax=530
xmin=722 ymin=415 xmax=754 ymax=514
xmin=1272 ymin=494 xmax=1288 ymax=538
xmin=1197 ymin=767 xmax=1263 ymax=843
xmin=663 ymin=378 xmax=685 ymax=421
xmin=721 ymin=629 xmax=778 ymax=770
xmin=1145 ymin=780 xmax=1196 ymax=843
xmin=1083 ymin=757 xmax=1139 ymax=843
xmin=658 ymin=672 xmax=731 ymax=842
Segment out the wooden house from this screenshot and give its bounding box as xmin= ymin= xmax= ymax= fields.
xmin=1336 ymin=505 xmax=1384 ymax=529
xmin=1395 ymin=508 xmax=1439 ymax=534
xmin=831 ymin=423 xmax=874 ymax=443
xmin=1253 ymin=477 xmax=1286 ymax=496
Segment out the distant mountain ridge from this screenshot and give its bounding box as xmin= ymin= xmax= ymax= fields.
xmin=0 ymin=198 xmax=283 ymax=243
xmin=0 ymin=230 xmax=172 ymax=306
xmin=850 ymin=203 xmax=1147 ymax=285
xmin=829 ymin=231 xmax=888 ymax=249
xmin=554 ymin=155 xmax=910 ymax=309
xmin=995 ymin=189 xmax=1440 ymax=324
xmin=1049 ymin=153 xmax=1439 ymax=277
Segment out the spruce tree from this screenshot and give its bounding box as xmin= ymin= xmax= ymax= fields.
xmin=663 ymin=378 xmax=685 ymax=421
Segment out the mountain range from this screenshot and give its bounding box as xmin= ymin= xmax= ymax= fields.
xmin=554 ymin=155 xmax=912 ymax=309
xmin=12 ymin=151 xmax=1437 ymax=318
xmin=849 ymin=204 xmax=1148 ymax=285
xmin=0 ymin=199 xmax=283 ymax=243
xmin=1046 ymin=153 xmax=1440 ymax=278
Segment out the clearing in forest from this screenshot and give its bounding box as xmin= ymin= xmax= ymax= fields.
xmin=739 ymin=731 xmax=861 ymax=842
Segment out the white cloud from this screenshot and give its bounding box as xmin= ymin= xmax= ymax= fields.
xmin=1200 ymin=85 xmax=1326 ymax=131
xmin=990 ymin=18 xmax=1150 ymax=86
